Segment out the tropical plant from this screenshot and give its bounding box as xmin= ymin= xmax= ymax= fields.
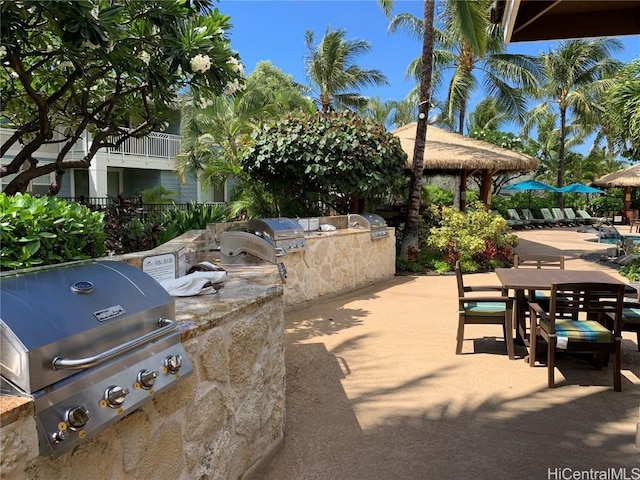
xmin=426 ymin=203 xmax=517 ymax=272
xmin=140 ymin=186 xmax=177 ymax=205
xmin=466 ymin=97 xmax=513 ymax=133
xmin=174 ymin=92 xmax=274 ymax=188
xmin=158 ymin=202 xmax=230 ymax=244
xmin=1 ymin=0 xmax=243 ymax=195
xmin=241 ymin=111 xmax=407 ymax=215
xmin=244 ymin=61 xmax=315 ymax=114
xmin=520 ymin=38 xmax=623 ymax=207
xmin=388 ymin=1 xmax=540 ymax=135
xmin=0 ymin=193 xmax=105 ymax=270
xmin=102 ymin=194 xmax=164 ymax=256
xmin=303 ymin=27 xmax=389 ymax=113
xmin=602 ymin=58 xmax=640 ymax=160
xmin=359 ymin=96 xmax=396 ymax=127
xmin=175 ymin=64 xmax=313 ymax=218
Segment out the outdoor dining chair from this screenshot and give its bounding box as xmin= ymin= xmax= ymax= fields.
xmin=455 ymin=261 xmax=515 ymax=359
xmin=528 ymin=282 xmax=625 ymax=391
xmin=513 ymin=254 xmax=565 ymax=338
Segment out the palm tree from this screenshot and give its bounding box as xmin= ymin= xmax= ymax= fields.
xmin=303 ymin=27 xmax=389 ymax=113
xmin=378 ymin=0 xmax=488 ymax=258
xmin=389 ymin=1 xmax=540 ymax=135
xmin=521 ymin=38 xmax=623 ymax=207
xmin=359 ymin=96 xmax=395 ymax=127
xmin=466 ymin=97 xmax=513 ymax=133
xmin=601 ymin=58 xmax=640 ymax=160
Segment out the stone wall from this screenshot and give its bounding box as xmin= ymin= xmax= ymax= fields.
xmin=281 ymin=228 xmax=396 ymax=306
xmin=0 ymin=265 xmax=285 ymax=480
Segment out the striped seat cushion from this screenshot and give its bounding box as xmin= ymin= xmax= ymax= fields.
xmin=623 ymin=307 xmax=640 ymax=325
xmin=534 ymin=290 xmax=550 ymax=300
xmin=463 ymin=301 xmax=506 ymax=317
xmin=540 ymin=318 xmax=613 ymax=343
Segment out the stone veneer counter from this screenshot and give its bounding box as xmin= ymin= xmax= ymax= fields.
xmin=280 ymin=226 xmax=396 ymax=306
xmin=0 ymin=263 xmax=285 ymax=480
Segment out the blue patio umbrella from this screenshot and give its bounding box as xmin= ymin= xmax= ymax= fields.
xmin=503 ymin=179 xmax=559 ymax=192
xmin=503 ymin=179 xmax=559 ymax=208
xmin=558 ymin=183 xmax=604 ymax=194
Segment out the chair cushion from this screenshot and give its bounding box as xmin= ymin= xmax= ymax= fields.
xmin=623 ymin=307 xmax=640 ymax=325
xmin=463 ymin=301 xmax=506 ymax=316
xmin=534 ymin=291 xmax=550 ymax=300
xmin=540 ymin=318 xmax=613 ymax=343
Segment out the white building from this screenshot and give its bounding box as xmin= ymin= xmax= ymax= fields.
xmin=0 ymin=127 xmax=229 ymax=204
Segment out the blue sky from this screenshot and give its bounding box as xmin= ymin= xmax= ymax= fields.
xmin=218 ymin=0 xmax=640 ymax=109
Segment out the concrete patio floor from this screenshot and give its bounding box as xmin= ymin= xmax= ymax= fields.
xmin=258 ymin=227 xmax=640 ymax=480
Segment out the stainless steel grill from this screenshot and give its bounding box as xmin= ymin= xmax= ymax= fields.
xmin=0 ymin=260 xmax=193 ymax=458
xmin=219 ymin=217 xmax=307 ymax=265
xmin=348 ymin=213 xmax=389 ymax=240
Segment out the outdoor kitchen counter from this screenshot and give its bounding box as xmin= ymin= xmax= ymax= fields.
xmin=174 ymin=263 xmax=283 ymax=340
xmin=0 ymin=263 xmax=283 ymax=427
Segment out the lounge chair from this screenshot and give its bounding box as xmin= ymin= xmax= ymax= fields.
xmin=551 ymin=207 xmax=571 ymax=225
xmin=540 ymin=208 xmax=558 ymax=226
xmin=521 ymin=209 xmax=549 ymax=228
xmin=576 ymin=209 xmax=598 ymax=225
xmin=563 ymin=207 xmax=585 ymax=225
xmin=507 ymin=209 xmax=530 ymax=229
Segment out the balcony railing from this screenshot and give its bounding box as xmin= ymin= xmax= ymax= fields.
xmin=2 ymin=127 xmax=181 ymax=161
xmin=108 ymin=131 xmax=181 ymax=159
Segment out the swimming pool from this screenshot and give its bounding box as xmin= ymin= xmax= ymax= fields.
xmin=586 ymin=236 xmax=640 ymax=244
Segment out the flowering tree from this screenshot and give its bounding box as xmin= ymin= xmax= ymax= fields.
xmin=0 ymin=0 xmax=244 ymax=195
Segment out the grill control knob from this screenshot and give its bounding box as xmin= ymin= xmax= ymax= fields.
xmin=65 ymin=405 xmax=90 ymax=430
xmin=164 ymin=354 xmax=183 ymax=374
xmin=137 ymin=369 xmax=159 ymax=389
xmin=52 ymin=429 xmax=68 ymax=443
xmin=104 ymin=385 xmax=129 ymax=408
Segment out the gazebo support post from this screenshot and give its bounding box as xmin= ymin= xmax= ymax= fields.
xmin=624 ymin=186 xmax=632 ymax=210
xmin=458 ymin=170 xmax=469 ymax=212
xmin=479 ymin=170 xmax=493 ymax=209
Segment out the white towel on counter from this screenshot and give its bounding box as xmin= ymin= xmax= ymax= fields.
xmin=159 ymin=271 xmax=227 ymax=297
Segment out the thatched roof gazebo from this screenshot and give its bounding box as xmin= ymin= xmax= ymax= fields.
xmin=592 ymin=163 xmax=640 ymax=210
xmin=391 ymin=123 xmax=540 ymax=209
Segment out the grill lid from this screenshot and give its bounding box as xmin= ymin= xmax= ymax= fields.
xmin=348 ymin=213 xmax=389 ymax=240
xmin=0 ymin=260 xmax=175 ymax=394
xmin=248 ymin=217 xmax=304 ymax=242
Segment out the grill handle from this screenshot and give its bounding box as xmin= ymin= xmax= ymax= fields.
xmin=51 ymin=318 xmax=177 ymax=371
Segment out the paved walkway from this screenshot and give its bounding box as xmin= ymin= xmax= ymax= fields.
xmin=258 ymin=228 xmax=640 ymax=480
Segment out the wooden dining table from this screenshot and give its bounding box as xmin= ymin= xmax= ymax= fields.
xmin=494 ymin=268 xmax=625 ymax=345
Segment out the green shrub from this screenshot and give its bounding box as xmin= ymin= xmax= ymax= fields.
xmin=158 ymin=202 xmax=231 ymax=244
xmin=619 ymin=261 xmax=640 ymax=282
xmin=588 ymin=195 xmax=624 ymax=217
xmin=426 ymin=203 xmax=517 ymax=272
xmin=0 ymin=193 xmax=105 ymax=270
xmin=102 ymin=194 xmax=164 ymax=255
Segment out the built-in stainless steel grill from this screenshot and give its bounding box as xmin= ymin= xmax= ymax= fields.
xmin=219 ymin=217 xmax=307 ymax=265
xmin=0 ymin=260 xmax=192 ymax=458
xmin=348 ymin=213 xmax=390 ymax=240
